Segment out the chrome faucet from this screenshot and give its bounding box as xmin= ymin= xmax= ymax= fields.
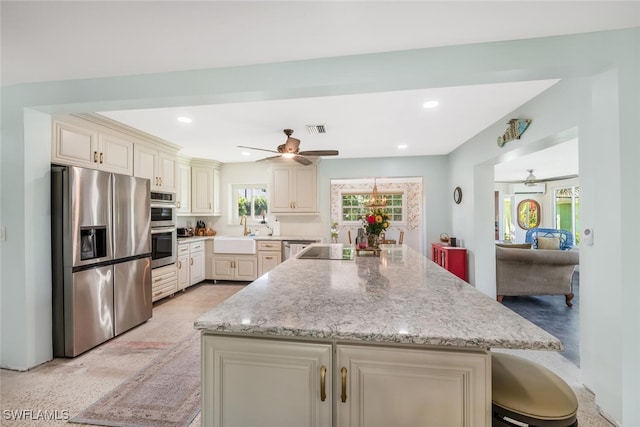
xmin=240 ymin=215 xmax=250 ymax=236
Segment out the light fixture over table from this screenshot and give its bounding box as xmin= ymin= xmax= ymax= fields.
xmin=367 ymin=178 xmax=387 ymax=208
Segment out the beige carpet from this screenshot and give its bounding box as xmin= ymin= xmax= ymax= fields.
xmin=71 ymin=331 xmax=201 ymax=427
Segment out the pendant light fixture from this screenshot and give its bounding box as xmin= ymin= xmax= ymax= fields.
xmin=367 ymin=178 xmax=387 ymax=208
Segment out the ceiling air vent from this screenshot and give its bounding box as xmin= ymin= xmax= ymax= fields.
xmin=306 ymin=124 xmax=327 ymax=134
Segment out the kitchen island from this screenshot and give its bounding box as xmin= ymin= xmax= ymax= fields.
xmin=195 ymin=244 xmax=561 ymax=427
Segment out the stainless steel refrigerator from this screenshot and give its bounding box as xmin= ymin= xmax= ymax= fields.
xmin=52 ymin=165 xmax=152 ymax=357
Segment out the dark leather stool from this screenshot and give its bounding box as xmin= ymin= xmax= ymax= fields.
xmin=492 ymin=352 xmax=578 ymax=427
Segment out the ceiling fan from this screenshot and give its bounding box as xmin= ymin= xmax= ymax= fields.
xmin=238 ymin=129 xmax=339 ymax=166
xmin=497 ymin=169 xmax=579 ymax=186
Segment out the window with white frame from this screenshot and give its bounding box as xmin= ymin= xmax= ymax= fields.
xmin=340 ymin=191 xmax=405 ymax=224
xmin=232 ymin=185 xmax=268 ymax=222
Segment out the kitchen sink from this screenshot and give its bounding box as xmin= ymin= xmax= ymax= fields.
xmin=213 ymin=236 xmax=256 ymax=254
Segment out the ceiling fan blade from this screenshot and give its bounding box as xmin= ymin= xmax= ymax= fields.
xmin=256 ymin=155 xmax=282 ymax=162
xmin=238 ymin=145 xmax=279 ymax=154
xmin=292 ymin=155 xmax=312 ymax=166
xmin=532 ymin=174 xmax=579 ymax=183
xmin=298 ymin=150 xmax=339 ymax=156
xmin=496 ymin=174 xmax=579 ymax=184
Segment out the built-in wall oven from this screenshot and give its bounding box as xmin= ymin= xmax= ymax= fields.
xmin=150 ymin=191 xmax=176 ymax=268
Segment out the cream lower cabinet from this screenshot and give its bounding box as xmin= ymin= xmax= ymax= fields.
xmin=201 ymin=337 xmax=491 ymax=427
xmin=189 ymin=241 xmax=206 ymax=285
xmin=177 ymin=241 xmax=206 ymax=290
xmin=336 ymin=345 xmax=490 ymax=427
xmin=177 ymin=244 xmax=190 ymax=291
xmin=151 ymin=264 xmax=178 ymax=302
xmin=202 ymin=336 xmax=332 ymax=427
xmin=257 ymin=241 xmax=282 ymax=277
xmin=208 ymin=255 xmax=257 ymax=281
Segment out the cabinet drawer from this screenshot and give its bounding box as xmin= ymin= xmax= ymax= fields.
xmin=152 ymin=265 xmax=177 ymax=282
xmin=152 ymin=280 xmax=177 ymax=302
xmin=257 ymin=241 xmax=281 ymax=251
xmin=178 ymin=244 xmax=190 ymax=255
xmin=190 ymin=241 xmax=205 ymax=252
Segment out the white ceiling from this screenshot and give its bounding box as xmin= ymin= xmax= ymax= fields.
xmin=3 ymin=1 xmax=638 ymax=180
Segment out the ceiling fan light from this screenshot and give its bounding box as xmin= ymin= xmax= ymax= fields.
xmin=282 ymin=153 xmax=295 ymax=159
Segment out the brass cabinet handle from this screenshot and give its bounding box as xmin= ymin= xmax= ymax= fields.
xmin=265 ymin=244 xmax=276 ymax=248
xmin=341 ymin=367 xmax=347 ymax=402
xmin=209 ymin=202 xmax=212 ymax=209
xmin=265 ymin=256 xmax=273 ymax=260
xmin=153 ymin=290 xmax=163 ymax=297
xmin=190 ymin=257 xmax=194 ymax=266
xmin=320 ymin=366 xmax=327 ymax=402
xmin=176 ymin=201 xmax=181 ymax=208
xmin=99 ymin=152 xmax=104 ymax=164
xmin=94 ymin=151 xmax=98 ymax=163
xmin=153 ymin=277 xmax=162 ymax=283
xmin=177 ymin=260 xmax=182 ymax=269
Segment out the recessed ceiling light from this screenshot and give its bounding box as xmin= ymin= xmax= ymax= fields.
xmin=177 ymin=116 xmax=192 ymax=123
xmin=422 ymin=101 xmax=439 ymax=109
xmin=398 ymin=144 xmax=408 ymax=150
xmin=241 ymin=151 xmax=251 ymax=156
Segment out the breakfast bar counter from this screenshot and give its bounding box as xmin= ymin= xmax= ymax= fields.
xmin=195 ymin=244 xmax=561 ymax=427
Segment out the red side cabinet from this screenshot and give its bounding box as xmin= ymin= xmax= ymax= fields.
xmin=431 ymin=243 xmax=467 ymax=282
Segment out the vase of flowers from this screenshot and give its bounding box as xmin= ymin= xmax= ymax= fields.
xmin=361 ymin=208 xmax=390 ymax=248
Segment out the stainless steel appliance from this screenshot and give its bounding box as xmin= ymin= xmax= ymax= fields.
xmin=150 ymin=191 xmax=176 ymax=227
xmin=281 ymin=239 xmax=321 ymax=260
xmin=151 ymin=226 xmax=176 ymax=268
xmin=149 ymin=191 xmax=176 ymax=268
xmin=52 ymin=165 xmax=152 ymax=357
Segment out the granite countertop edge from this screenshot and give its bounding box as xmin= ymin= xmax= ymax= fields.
xmin=195 ymin=244 xmax=562 ymax=352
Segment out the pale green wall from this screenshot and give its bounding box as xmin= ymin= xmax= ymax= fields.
xmin=1 ymin=28 xmax=638 ymax=425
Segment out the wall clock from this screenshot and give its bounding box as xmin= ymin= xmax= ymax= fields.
xmin=453 ymin=187 xmax=462 ymax=204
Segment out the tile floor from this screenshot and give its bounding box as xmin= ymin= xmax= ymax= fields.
xmin=1 ymin=281 xmax=614 ymax=426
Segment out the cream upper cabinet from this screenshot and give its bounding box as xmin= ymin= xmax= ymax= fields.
xmin=202 ymin=336 xmax=332 ymax=427
xmin=190 ymin=160 xmax=221 ymax=216
xmin=270 ymin=163 xmax=318 ymax=213
xmin=52 ymin=118 xmax=133 ymax=175
xmin=212 ymin=167 xmax=221 ymax=216
xmin=134 ymin=143 xmax=176 ymax=192
xmin=191 ymin=166 xmax=214 ymax=214
xmin=176 ymin=160 xmax=191 ymax=215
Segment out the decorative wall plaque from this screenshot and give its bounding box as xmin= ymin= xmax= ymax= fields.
xmin=497 ymin=118 xmax=532 ymax=147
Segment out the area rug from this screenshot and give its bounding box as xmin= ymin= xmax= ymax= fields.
xmin=71 ymin=331 xmax=201 ymax=427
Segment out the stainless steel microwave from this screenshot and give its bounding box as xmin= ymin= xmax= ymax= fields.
xmin=150 ymin=191 xmax=176 ymax=228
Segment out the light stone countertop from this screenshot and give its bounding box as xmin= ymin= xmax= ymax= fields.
xmin=195 ymin=244 xmax=562 ymax=351
xmin=177 ymin=235 xmax=322 ymax=243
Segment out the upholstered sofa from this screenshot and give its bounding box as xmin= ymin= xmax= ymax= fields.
xmin=496 ymin=244 xmax=579 ymax=307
